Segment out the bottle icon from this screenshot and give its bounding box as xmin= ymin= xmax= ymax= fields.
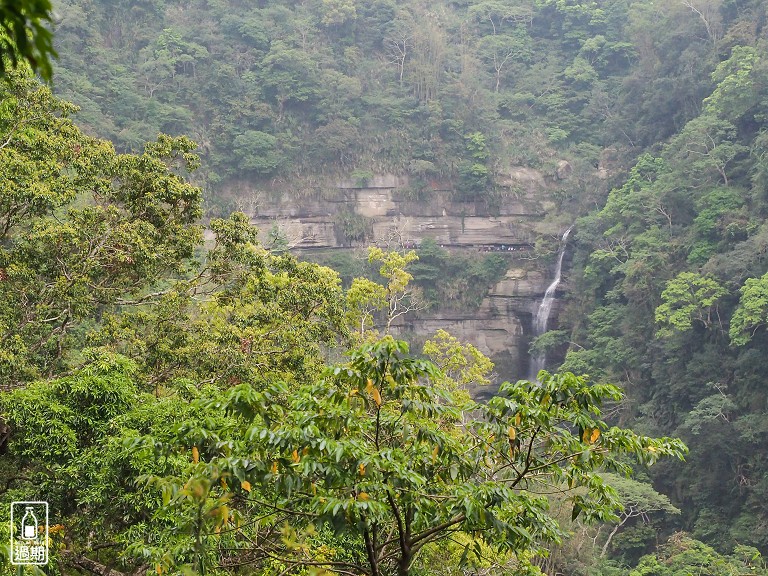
xmin=21 ymin=506 xmax=38 ymax=540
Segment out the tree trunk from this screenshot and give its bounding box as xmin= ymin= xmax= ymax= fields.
xmin=398 ymin=548 xmax=411 ymax=576
xmin=601 ymin=513 xmax=631 ymax=557
xmin=61 ymin=552 xmax=133 ymax=576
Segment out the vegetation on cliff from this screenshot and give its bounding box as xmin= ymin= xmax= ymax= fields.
xmin=46 ymin=0 xmax=725 ymax=210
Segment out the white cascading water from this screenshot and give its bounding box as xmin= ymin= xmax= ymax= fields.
xmin=528 ymin=225 xmax=574 ymax=380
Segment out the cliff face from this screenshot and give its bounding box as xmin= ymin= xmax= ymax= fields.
xmin=251 ymin=170 xmax=564 ymax=248
xmin=394 ymin=265 xmax=550 ymax=393
xmin=249 ymin=168 xmax=570 ymax=384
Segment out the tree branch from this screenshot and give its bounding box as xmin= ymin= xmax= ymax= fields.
xmin=61 ymin=552 xmax=131 ymax=576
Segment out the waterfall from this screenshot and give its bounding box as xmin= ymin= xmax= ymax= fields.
xmin=528 ymin=225 xmax=574 ymax=380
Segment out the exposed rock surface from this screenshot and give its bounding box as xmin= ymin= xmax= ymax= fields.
xmin=248 ymin=169 xmax=571 ymax=386
xmin=556 ymin=160 xmax=573 ymax=180
xmin=252 ymin=169 xmax=562 ymax=249
xmin=393 ymin=266 xmax=552 ymax=391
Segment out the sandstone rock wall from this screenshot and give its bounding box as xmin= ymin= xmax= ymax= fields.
xmin=390 ymin=264 xmax=564 ymax=390
xmin=248 ymin=170 xmax=571 ymax=387
xmin=251 ymin=169 xmax=563 ymax=249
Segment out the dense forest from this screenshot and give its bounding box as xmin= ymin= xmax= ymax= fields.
xmin=49 ymin=0 xmax=636 ymax=209
xmin=1 ymin=0 xmax=768 ymax=575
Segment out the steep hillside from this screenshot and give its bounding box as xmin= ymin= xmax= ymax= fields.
xmin=50 ymin=0 xmax=710 ymax=208
xmin=557 ymin=4 xmax=768 ymax=561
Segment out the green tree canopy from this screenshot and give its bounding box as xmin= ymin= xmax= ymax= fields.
xmin=0 ymin=72 xmax=202 ymax=386
xmin=0 ymin=0 xmax=57 ymax=81
xmin=729 ymin=271 xmax=768 ymax=346
xmin=126 ymin=339 xmax=685 ymax=576
xmin=655 ymin=272 xmax=727 ymax=337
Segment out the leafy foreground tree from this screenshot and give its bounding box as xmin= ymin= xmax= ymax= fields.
xmin=0 ymin=0 xmax=56 ymax=81
xmin=0 ymin=340 xmax=685 ymax=576
xmin=127 ymin=338 xmax=686 ymax=576
xmin=0 ymin=69 xmax=347 ymax=573
xmin=0 ymin=71 xmax=203 ymax=388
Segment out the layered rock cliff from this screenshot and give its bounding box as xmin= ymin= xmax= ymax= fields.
xmin=247 ymin=167 xmax=575 ymax=385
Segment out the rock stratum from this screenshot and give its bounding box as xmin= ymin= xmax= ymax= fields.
xmin=243 ymin=167 xmax=574 ymax=385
